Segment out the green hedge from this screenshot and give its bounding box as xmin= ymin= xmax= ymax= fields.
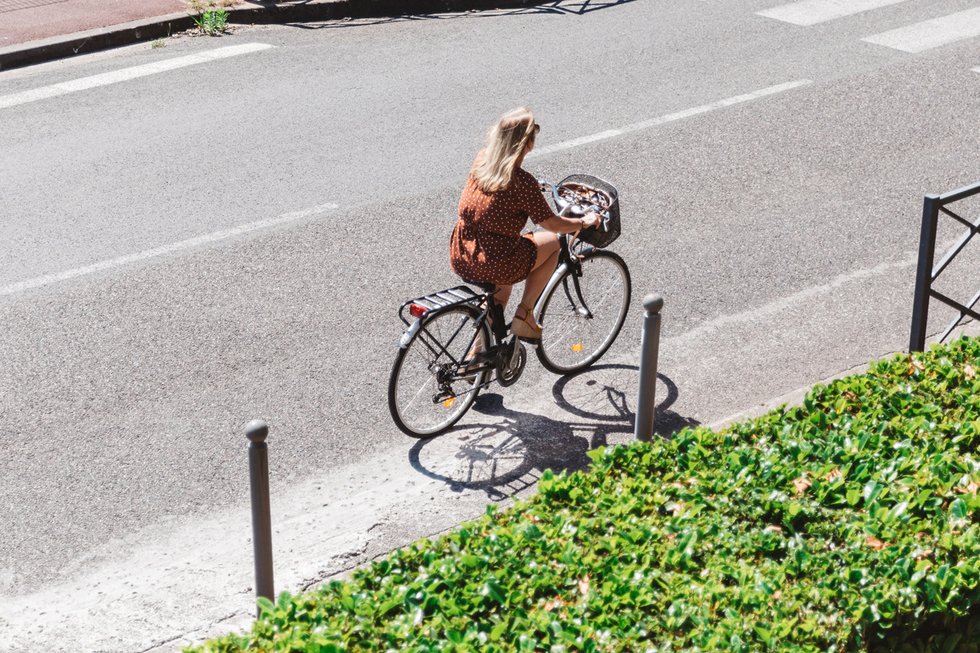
xmin=192 ymin=337 xmax=980 ymax=652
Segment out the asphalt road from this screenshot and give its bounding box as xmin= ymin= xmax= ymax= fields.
xmin=1 ymin=0 xmax=978 ymax=649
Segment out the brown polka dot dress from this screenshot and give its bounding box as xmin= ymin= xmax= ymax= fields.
xmin=449 ymin=163 xmax=556 ymax=285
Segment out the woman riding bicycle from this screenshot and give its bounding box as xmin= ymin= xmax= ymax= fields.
xmin=449 ymin=107 xmax=601 ymax=342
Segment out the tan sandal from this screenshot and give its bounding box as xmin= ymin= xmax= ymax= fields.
xmin=511 ymin=303 xmax=542 ymax=342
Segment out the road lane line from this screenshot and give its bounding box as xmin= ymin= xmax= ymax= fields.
xmin=0 ymin=203 xmax=338 ymax=297
xmin=756 ymin=0 xmax=908 ymax=26
xmin=974 ymin=65 xmax=980 ymax=73
xmin=2 ymin=80 xmax=811 ymax=296
xmin=862 ymin=7 xmax=980 ymax=53
xmin=0 ymin=43 xmax=274 ymax=110
xmin=529 ymin=80 xmax=812 ymax=158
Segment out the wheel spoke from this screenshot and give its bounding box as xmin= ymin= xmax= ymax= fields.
xmin=389 ymin=307 xmax=490 ymax=437
xmin=536 ymin=252 xmax=630 ymax=374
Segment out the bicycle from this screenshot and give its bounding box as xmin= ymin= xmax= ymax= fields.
xmin=388 ymin=174 xmax=632 ymax=438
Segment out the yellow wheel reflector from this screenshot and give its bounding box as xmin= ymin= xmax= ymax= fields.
xmin=571 ymin=343 xmax=584 ymax=353
xmin=443 ymin=397 xmax=456 ymax=408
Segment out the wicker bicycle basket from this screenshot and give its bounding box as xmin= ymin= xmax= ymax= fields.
xmin=557 ymin=174 xmax=621 ymax=248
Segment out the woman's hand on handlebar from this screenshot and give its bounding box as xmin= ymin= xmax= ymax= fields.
xmin=581 ymin=212 xmax=602 ymax=230
xmin=540 ymin=208 xmax=602 ymax=235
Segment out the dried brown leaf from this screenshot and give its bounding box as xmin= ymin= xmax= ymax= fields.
xmin=793 ymin=475 xmax=812 ymax=496
xmin=865 ymin=536 xmax=888 ymax=551
xmin=544 ymin=597 xmax=566 ymax=611
xmin=914 ymin=548 xmax=934 ymax=561
xmin=955 ymin=480 xmax=979 ymax=494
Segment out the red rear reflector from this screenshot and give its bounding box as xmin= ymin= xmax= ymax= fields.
xmin=409 ymin=303 xmax=429 ymax=319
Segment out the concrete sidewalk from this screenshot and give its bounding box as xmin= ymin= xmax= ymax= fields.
xmin=0 ymin=0 xmax=197 ymax=71
xmin=0 ymin=0 xmax=543 ymax=71
xmin=0 ymin=0 xmax=185 ymax=48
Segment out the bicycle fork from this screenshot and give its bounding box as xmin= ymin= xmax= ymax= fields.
xmin=538 ymin=256 xmax=595 ymax=320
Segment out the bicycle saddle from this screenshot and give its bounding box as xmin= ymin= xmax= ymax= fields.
xmin=460 ymin=278 xmax=497 ymax=294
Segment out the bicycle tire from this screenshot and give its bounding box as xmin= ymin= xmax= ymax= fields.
xmin=388 ymin=306 xmax=491 ymax=438
xmin=535 ymin=250 xmax=631 ymax=375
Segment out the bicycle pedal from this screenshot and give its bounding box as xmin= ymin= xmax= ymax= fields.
xmin=506 ymin=336 xmax=522 ymax=370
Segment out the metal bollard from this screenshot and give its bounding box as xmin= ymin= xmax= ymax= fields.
xmin=634 ymin=294 xmax=664 ymax=442
xmin=246 ymin=419 xmax=274 ymax=617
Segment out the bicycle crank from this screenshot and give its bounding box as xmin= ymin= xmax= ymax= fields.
xmin=495 ymin=336 xmax=527 ymax=387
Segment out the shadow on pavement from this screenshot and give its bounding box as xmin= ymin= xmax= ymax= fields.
xmin=407 ymin=363 xmax=699 ymax=501
xmin=277 ymin=0 xmax=636 ymax=30
xmin=551 ymin=363 xmax=699 ymax=437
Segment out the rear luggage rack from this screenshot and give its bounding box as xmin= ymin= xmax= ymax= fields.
xmin=398 ymin=285 xmax=486 ymax=326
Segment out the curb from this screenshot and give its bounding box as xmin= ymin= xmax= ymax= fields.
xmin=708 ymin=320 xmax=980 ymax=432
xmin=0 ymin=0 xmax=544 ymax=72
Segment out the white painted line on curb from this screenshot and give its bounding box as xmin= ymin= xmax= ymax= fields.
xmin=0 ymin=43 xmax=274 ymax=110
xmin=756 ymin=0 xmax=908 ymax=26
xmin=0 ymin=203 xmax=338 ymax=297
xmin=862 ymin=7 xmax=980 ymax=53
xmin=672 ymin=256 xmax=916 ymax=347
xmin=529 ymin=80 xmax=812 ymax=158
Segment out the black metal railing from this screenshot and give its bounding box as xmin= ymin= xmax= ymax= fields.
xmin=909 ymin=180 xmax=980 ymax=352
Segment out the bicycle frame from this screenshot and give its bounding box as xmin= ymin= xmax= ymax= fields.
xmin=389 ymin=174 xmax=625 ymax=437
xmin=395 ymin=179 xmax=604 ymax=384
xmin=534 ymin=234 xmax=597 ymax=323
xmin=395 ymin=286 xmax=500 ymax=400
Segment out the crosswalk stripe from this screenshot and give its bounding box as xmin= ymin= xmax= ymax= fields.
xmin=756 ymin=0 xmax=908 ymax=26
xmin=862 ymin=7 xmax=980 ymax=52
xmin=0 ymin=43 xmax=274 ymax=110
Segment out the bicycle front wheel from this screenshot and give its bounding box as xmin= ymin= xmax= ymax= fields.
xmin=535 ymin=250 xmax=631 ymax=375
xmin=388 ymin=306 xmax=490 ymax=438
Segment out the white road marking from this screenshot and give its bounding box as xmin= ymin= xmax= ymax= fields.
xmin=671 ymin=256 xmax=916 ymax=347
xmin=3 ymin=80 xmax=809 ymax=297
xmin=0 ymin=43 xmax=273 ymax=110
xmin=529 ymin=80 xmax=812 ymax=158
xmin=0 ymin=203 xmax=338 ymax=297
xmin=862 ymin=7 xmax=980 ymax=52
xmin=974 ymin=65 xmax=980 ymax=73
xmin=756 ymin=0 xmax=908 ymax=26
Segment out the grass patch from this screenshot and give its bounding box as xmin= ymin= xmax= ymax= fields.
xmin=188 ymin=0 xmax=230 ymax=36
xmin=190 ymin=338 xmax=979 ymax=652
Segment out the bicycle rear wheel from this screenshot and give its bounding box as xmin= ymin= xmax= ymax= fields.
xmin=535 ymin=250 xmax=631 ymax=375
xmin=388 ymin=306 xmax=491 ymax=438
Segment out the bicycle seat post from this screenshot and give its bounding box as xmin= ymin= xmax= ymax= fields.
xmin=485 ymin=288 xmax=508 ymax=343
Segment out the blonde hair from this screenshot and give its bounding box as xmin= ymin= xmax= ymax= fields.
xmin=471 ymin=107 xmax=539 ymax=193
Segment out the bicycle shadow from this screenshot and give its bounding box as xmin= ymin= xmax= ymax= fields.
xmin=264 ymin=0 xmax=636 ymax=30
xmin=407 ymin=364 xmax=699 ymax=501
xmin=551 ymin=363 xmax=701 ymax=436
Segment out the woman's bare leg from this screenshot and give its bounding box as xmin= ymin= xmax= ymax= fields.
xmin=488 ymin=285 xmax=512 ymax=342
xmin=518 ymin=232 xmax=559 ymax=329
xmin=494 ymin=285 xmax=512 ymax=312
xmin=469 ymin=284 xmax=510 ymax=358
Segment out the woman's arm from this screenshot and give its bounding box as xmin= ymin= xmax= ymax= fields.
xmin=538 ymin=212 xmax=602 ymax=234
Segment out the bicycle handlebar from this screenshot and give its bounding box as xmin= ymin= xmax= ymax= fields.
xmin=538 ymin=178 xmax=605 ymax=230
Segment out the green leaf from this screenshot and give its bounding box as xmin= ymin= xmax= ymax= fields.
xmin=950 ymin=498 xmax=968 ymax=519
xmin=864 ymin=480 xmax=883 ymax=505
